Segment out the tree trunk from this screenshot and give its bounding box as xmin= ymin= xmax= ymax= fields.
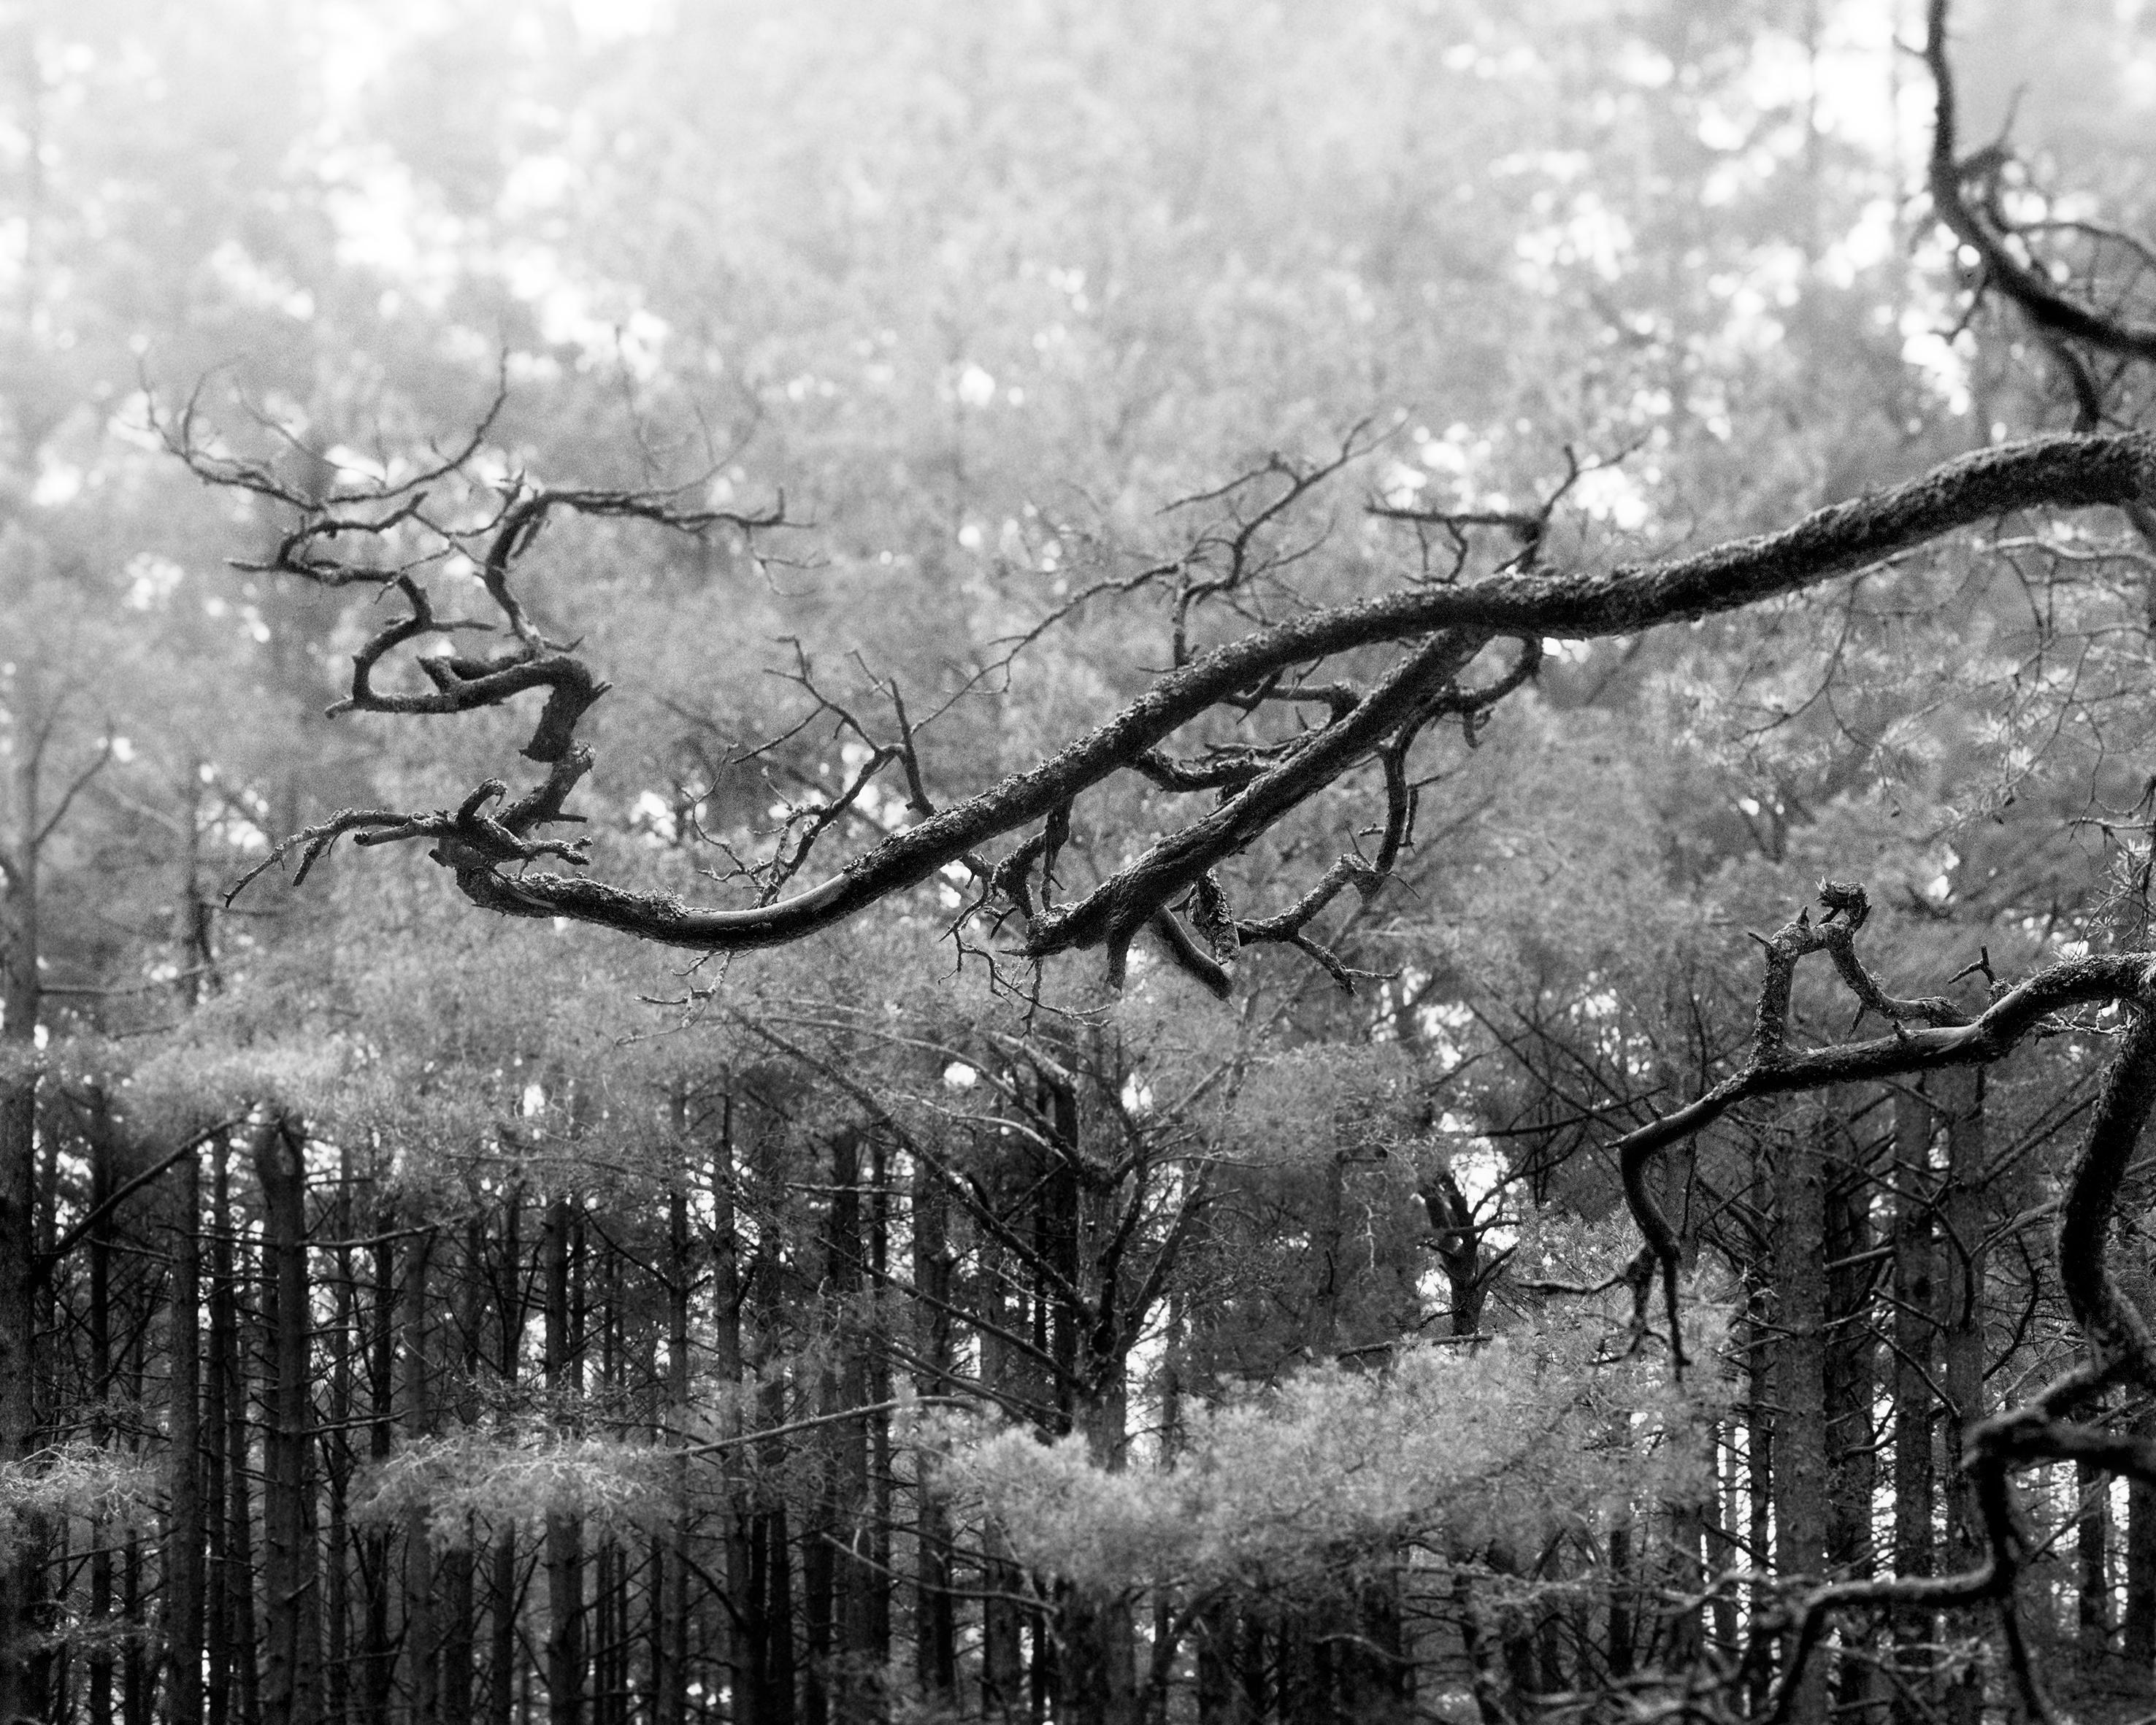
xmin=1825 ymin=1126 xmax=1877 ymax=1724
xmin=545 ymin=1194 xmax=585 ymax=1725
xmin=486 ymin=1534 xmax=518 ymax=1725
xmin=656 ymin=1180 xmax=691 ymax=1725
xmin=2082 ymin=1459 xmax=2114 ymax=1658
xmin=216 ymin=1134 xmax=263 ymax=1725
xmin=754 ymin=1498 xmax=797 ymax=1725
xmin=817 ymin=1131 xmax=874 ymax=1724
xmin=441 ymin=1211 xmax=484 ymax=1725
xmin=363 ymin=1213 xmax=395 ymax=1725
xmin=167 ymin=1140 xmax=207 ymax=1725
xmin=0 ymin=832 xmax=43 ymax=1725
xmin=1939 ymin=1069 xmax=1987 ymax=1725
xmin=1423 ymin=1169 xmax=1486 ymax=1336
xmin=488 ymin=1187 xmax=521 ymax=1725
xmin=1745 ymin=1274 xmax=1775 ymax=1718
xmin=978 ymin=1234 xmax=1024 ymax=1722
xmin=324 ymin=1160 xmax=354 ymax=1725
xmin=399 ymin=1221 xmax=440 ymax=1725
xmin=867 ymin=1137 xmax=893 ymax=1680
xmin=706 ymin=1103 xmax=758 ymax=1725
xmin=256 ymin=1114 xmax=319 ymax=1725
xmin=206 ymin=1136 xmax=232 ymax=1725
xmin=2126 ymin=1406 xmax=2156 ymax=1675
xmin=1058 ymin=1099 xmax=1135 ymax=1725
xmin=595 ymin=1248 xmax=626 ymax=1725
xmin=1891 ymin=1084 xmax=1937 ymax=1725
xmin=1772 ymin=1113 xmax=1832 ymax=1725
xmin=89 ymin=1107 xmax=115 ymax=1725
xmin=912 ymin=1151 xmax=956 ymax=1706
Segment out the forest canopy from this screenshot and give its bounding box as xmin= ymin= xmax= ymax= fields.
xmin=9 ymin=2 xmax=2156 ymax=1725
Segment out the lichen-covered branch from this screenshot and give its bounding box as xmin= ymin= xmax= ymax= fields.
xmin=204 ymin=413 xmax=2150 ymax=990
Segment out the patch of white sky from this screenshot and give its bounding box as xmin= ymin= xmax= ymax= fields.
xmin=1691 ymin=4 xmax=1967 ymax=404
xmin=311 ymin=0 xmax=672 ymax=369
xmin=1513 ymin=5 xmax=1990 ymax=412
xmin=1451 ymin=3 xmax=2000 ymax=528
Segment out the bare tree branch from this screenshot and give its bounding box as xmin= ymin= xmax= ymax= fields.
xmin=205 ymin=415 xmax=2154 ymax=992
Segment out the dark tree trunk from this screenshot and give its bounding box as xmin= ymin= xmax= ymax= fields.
xmin=706 ymin=1105 xmax=757 ymax=1725
xmin=255 ymin=1114 xmax=318 ymax=1725
xmin=2126 ymin=1405 xmax=2156 ymax=1675
xmin=1825 ymin=1127 xmax=1878 ymax=1723
xmin=440 ymin=1543 xmax=474 ymax=1725
xmin=818 ymin=1131 xmax=874 ymax=1724
xmin=978 ymin=1233 xmax=1024 ymax=1721
xmin=545 ymin=1194 xmax=585 ymax=1725
xmin=487 ymin=1187 xmax=521 ymax=1725
xmin=323 ymin=1165 xmax=353 ymax=1725
xmin=123 ymin=1518 xmax=147 ymax=1725
xmin=1607 ymin=1517 xmax=1635 ymax=1680
xmin=1938 ymin=1070 xmax=1987 ymax=1725
xmin=0 ymin=1054 xmax=37 ymax=1725
xmin=753 ymin=1500 xmax=797 ymax=1725
xmin=1194 ymin=1603 xmax=1253 ymax=1725
xmin=1422 ymin=1169 xmax=1486 ymax=1336
xmin=441 ymin=1212 xmax=484 ymax=1725
xmin=912 ymin=1151 xmax=957 ymax=1706
xmin=1745 ymin=1271 xmax=1775 ymax=1718
xmin=1891 ymin=1085 xmax=1937 ymax=1725
xmin=88 ymin=1110 xmax=115 ymax=1725
xmin=2082 ymin=1458 xmax=2114 ymax=1652
xmin=867 ymin=1137 xmax=893 ymax=1678
xmin=363 ymin=1213 xmax=395 ymax=1725
xmin=168 ymin=1143 xmax=207 ymax=1725
xmin=654 ymin=1175 xmax=691 ymax=1725
xmin=399 ymin=1223 xmax=440 ymax=1725
xmin=707 ymin=1099 xmax=759 ymax=1716
xmin=214 ymin=1134 xmax=263 ymax=1725
xmin=594 ymin=1248 xmax=626 ymax=1725
xmin=206 ymin=1138 xmax=232 ymax=1725
xmin=0 ymin=750 xmax=46 ymax=1725
xmin=1773 ymin=1115 xmax=1832 ymax=1725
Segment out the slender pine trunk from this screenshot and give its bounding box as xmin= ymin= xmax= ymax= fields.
xmin=707 ymin=1104 xmax=754 ymax=1725
xmin=1772 ymin=1114 xmax=1832 ymax=1725
xmin=1891 ymin=1086 xmax=1937 ymax=1725
xmin=657 ymin=1179 xmax=691 ymax=1725
xmin=400 ymin=1222 xmax=440 ymax=1725
xmin=89 ymin=1111 xmax=115 ymax=1725
xmin=168 ymin=1142 xmax=207 ymax=1725
xmin=487 ymin=1188 xmax=522 ymax=1725
xmin=362 ymin=1213 xmax=394 ymax=1725
xmin=205 ymin=1136 xmax=232 ymax=1725
xmin=1825 ymin=1126 xmax=1877 ymax=1724
xmin=911 ymin=1151 xmax=956 ymax=1706
xmin=0 ymin=838 xmax=44 ymax=1725
xmin=256 ymin=1114 xmax=318 ymax=1725
xmin=1939 ymin=1070 xmax=1987 ymax=1725
xmin=545 ymin=1194 xmax=585 ymax=1725
xmin=441 ymin=1212 xmax=484 ymax=1725
xmin=324 ymin=1152 xmax=356 ymax=1725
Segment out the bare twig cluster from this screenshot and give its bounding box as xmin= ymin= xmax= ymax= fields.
xmin=1606 ymin=876 xmax=2156 ymax=1718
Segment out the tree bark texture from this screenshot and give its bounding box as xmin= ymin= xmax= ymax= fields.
xmin=1773 ymin=1114 xmax=1832 ymax=1725
xmin=253 ymin=1113 xmax=318 ymax=1725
